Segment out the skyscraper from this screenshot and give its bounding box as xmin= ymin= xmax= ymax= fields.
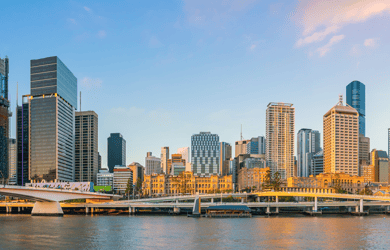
xmin=235 ymin=139 xmax=249 ymax=157
xmin=323 ymin=96 xmax=359 ymax=176
xmin=311 ymin=151 xmax=324 ymax=177
xmin=0 ymin=57 xmax=10 ymax=183
xmin=191 ymin=132 xmax=220 ymax=176
xmin=75 ymin=111 xmax=98 ymax=183
xmin=297 ymin=129 xmax=321 ymax=177
xmin=266 ymin=102 xmax=295 ymax=179
xmin=177 ymin=147 xmax=190 ymax=163
xmin=16 ymin=96 xmax=29 ymax=186
xmin=145 ymin=152 xmax=161 ymax=175
xmin=370 ymin=149 xmax=389 ymax=183
xmin=29 ymin=56 xmax=77 ymax=182
xmin=161 ymin=147 xmax=169 ymax=174
xmin=359 ymin=134 xmax=370 ymax=172
xmin=107 ymin=133 xmax=126 ymax=173
xmin=346 ymin=81 xmax=365 ymax=136
xmin=220 ymin=142 xmax=232 ymax=176
xmin=8 ymin=138 xmax=17 ymax=185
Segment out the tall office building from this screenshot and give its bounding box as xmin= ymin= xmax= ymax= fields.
xmin=220 ymin=142 xmax=232 ymax=176
xmin=247 ymin=136 xmax=266 ymax=155
xmin=266 ymin=102 xmax=295 ymax=179
xmin=0 ymin=57 xmax=10 ymax=182
xmin=8 ymin=138 xmax=17 ymax=185
xmin=311 ymin=151 xmax=324 ymax=177
xmin=323 ymin=96 xmax=359 ymax=176
xmin=16 ymin=96 xmax=29 ymax=186
xmin=107 ymin=133 xmax=126 ymax=173
xmin=359 ymin=134 xmax=370 ymax=172
xmin=161 ymin=147 xmax=169 ymax=174
xmin=235 ymin=139 xmax=249 ymax=157
xmin=29 ymin=56 xmax=77 ymax=182
xmin=75 ymin=111 xmax=98 ymax=183
xmin=128 ymin=162 xmax=144 ymax=185
xmin=191 ymin=132 xmax=220 ymax=176
xmin=370 ymin=149 xmax=390 ymax=183
xmin=177 ymin=147 xmax=190 ymax=163
xmin=145 ymin=152 xmax=161 ymax=175
xmin=297 ymin=129 xmax=321 ymax=177
xmin=346 ymin=81 xmax=365 ymax=136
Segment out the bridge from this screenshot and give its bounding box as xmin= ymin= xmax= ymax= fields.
xmin=0 ymin=185 xmax=119 ymax=216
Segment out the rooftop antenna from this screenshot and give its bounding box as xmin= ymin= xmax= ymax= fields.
xmin=16 ymin=82 xmax=18 ymax=106
xmin=240 ymin=124 xmax=243 ymax=141
xmin=80 ymin=91 xmax=81 ymax=112
xmin=338 ymin=94 xmax=343 ymax=105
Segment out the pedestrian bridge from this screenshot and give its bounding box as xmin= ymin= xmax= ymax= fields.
xmin=0 ymin=185 xmax=118 ymax=216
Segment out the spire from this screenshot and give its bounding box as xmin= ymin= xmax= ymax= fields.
xmin=338 ymin=94 xmax=343 ymax=106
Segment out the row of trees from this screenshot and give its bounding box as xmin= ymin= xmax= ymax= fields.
xmin=262 ymin=169 xmax=283 ymax=191
xmin=125 ymin=177 xmax=142 ymax=199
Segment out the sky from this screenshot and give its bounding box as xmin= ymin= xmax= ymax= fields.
xmin=2 ymin=0 xmax=390 ymax=169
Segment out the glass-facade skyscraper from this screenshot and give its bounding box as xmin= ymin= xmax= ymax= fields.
xmin=107 ymin=133 xmax=126 ymax=173
xmin=0 ymin=57 xmax=10 ymax=182
xmin=346 ymin=81 xmax=365 ymax=136
xmin=297 ymin=129 xmax=321 ymax=177
xmin=191 ymin=132 xmax=220 ymax=176
xmin=16 ymin=98 xmax=29 ymax=186
xmin=29 ymin=56 xmax=77 ymax=182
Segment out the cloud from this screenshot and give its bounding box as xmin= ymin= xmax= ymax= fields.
xmin=81 ymin=77 xmax=102 ymax=89
xmin=84 ymin=6 xmax=91 ymax=12
xmin=97 ymin=30 xmax=106 ymax=38
xmin=249 ymin=44 xmax=257 ymax=50
xmin=67 ymin=18 xmax=77 ymax=25
xmin=350 ymin=44 xmax=361 ymax=56
xmin=316 ymin=35 xmax=345 ymax=57
xmin=364 ymin=38 xmax=378 ymax=47
xmin=149 ymin=36 xmax=163 ymax=48
xmin=294 ymin=0 xmax=390 ymax=47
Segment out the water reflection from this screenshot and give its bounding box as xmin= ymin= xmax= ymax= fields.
xmin=1 ymin=214 xmax=390 ymax=249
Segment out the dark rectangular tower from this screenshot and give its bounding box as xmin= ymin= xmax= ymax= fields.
xmin=346 ymin=81 xmax=365 ymax=136
xmin=107 ymin=133 xmax=126 ymax=173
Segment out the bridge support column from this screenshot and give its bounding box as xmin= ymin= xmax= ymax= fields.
xmin=266 ymin=206 xmax=270 ymax=215
xmin=91 ymin=207 xmax=94 ymax=215
xmin=18 ymin=207 xmax=20 ymax=213
xmin=176 ymin=199 xmax=179 ymax=204
xmin=211 ymin=198 xmax=214 ymax=203
xmin=355 ymin=206 xmax=359 ymax=212
xmin=5 ymin=206 xmax=9 ymax=213
xmin=275 ymin=196 xmax=279 ymax=213
xmin=257 ymin=197 xmax=260 ymax=202
xmin=314 ymin=197 xmax=318 ymax=212
xmin=360 ymin=199 xmax=363 ymax=213
xmin=241 ymin=198 xmax=244 ymax=203
xmin=31 ymin=201 xmax=63 ymax=216
xmin=86 ymin=207 xmax=89 ymax=215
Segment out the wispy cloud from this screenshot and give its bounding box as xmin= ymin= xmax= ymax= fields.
xmin=364 ymin=38 xmax=378 ymax=47
xmin=97 ymin=30 xmax=106 ymax=38
xmin=316 ymin=35 xmax=345 ymax=57
xmin=84 ymin=6 xmax=91 ymax=12
xmin=149 ymin=36 xmax=163 ymax=48
xmin=81 ymin=77 xmax=103 ymax=89
xmin=294 ymin=0 xmax=390 ymax=49
xmin=67 ymin=18 xmax=77 ymax=25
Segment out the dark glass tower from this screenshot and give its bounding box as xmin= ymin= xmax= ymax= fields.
xmin=346 ymin=81 xmax=365 ymax=136
xmin=0 ymin=57 xmax=9 ymax=182
xmin=29 ymin=56 xmax=77 ymax=182
xmin=17 ymin=97 xmax=29 ymax=186
xmin=107 ymin=133 xmax=126 ymax=173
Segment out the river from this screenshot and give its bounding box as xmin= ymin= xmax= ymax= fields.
xmin=0 ymin=214 xmax=389 ymax=249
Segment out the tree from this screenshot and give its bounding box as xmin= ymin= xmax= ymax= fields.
xmin=136 ymin=177 xmax=142 ymax=197
xmin=262 ymin=169 xmax=272 ymax=189
xmin=125 ymin=178 xmax=133 ymax=198
xmin=272 ymin=171 xmax=282 ymax=191
xmin=359 ymin=184 xmax=373 ymax=195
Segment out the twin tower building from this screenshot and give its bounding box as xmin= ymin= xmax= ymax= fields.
xmin=17 ymin=56 xmax=98 ymax=185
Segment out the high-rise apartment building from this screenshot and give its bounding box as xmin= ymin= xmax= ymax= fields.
xmin=0 ymin=57 xmax=10 ymax=183
xmin=323 ymin=96 xmax=359 ymax=176
xmin=177 ymin=147 xmax=190 ymax=164
xmin=266 ymin=102 xmax=295 ymax=179
xmin=107 ymin=133 xmax=126 ymax=173
xmin=371 ymin=149 xmax=390 ymax=183
xmin=161 ymin=147 xmax=169 ymax=174
xmin=297 ymin=129 xmax=321 ymax=177
xmin=16 ymin=96 xmax=29 ymax=186
xmin=247 ymin=136 xmax=266 ymax=155
xmin=29 ymin=56 xmax=77 ymax=182
xmin=220 ymin=142 xmax=232 ymax=176
xmin=346 ymin=81 xmax=365 ymax=136
xmin=8 ymin=139 xmax=17 ymax=185
xmin=191 ymin=132 xmax=220 ymax=176
xmin=145 ymin=152 xmax=161 ymax=175
xmin=75 ymin=111 xmax=98 ymax=183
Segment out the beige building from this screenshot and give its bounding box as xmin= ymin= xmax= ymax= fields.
xmin=142 ymin=171 xmax=233 ymax=196
xmin=361 ymin=164 xmax=375 ymax=183
xmin=323 ymin=96 xmax=359 ymax=176
xmin=220 ymin=142 xmax=232 ymax=176
xmin=113 ymin=166 xmax=133 ymax=195
xmin=266 ymin=102 xmax=295 ymax=179
xmin=128 ymin=162 xmax=144 ymax=185
xmin=145 ymin=152 xmax=161 ymax=175
xmin=359 ymin=134 xmax=370 ymax=172
xmin=75 ymin=111 xmax=98 ymax=184
xmin=237 ymin=167 xmax=269 ymax=191
xmin=371 ymin=149 xmax=390 ymax=183
xmin=235 ymin=139 xmax=249 ymax=157
xmin=287 ymin=172 xmax=365 ymax=194
xmin=161 ymin=147 xmax=169 ymax=174
xmin=167 ymin=154 xmax=186 ymax=175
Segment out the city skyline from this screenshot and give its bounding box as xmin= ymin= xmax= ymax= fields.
xmin=2 ymin=1 xmax=390 ymax=168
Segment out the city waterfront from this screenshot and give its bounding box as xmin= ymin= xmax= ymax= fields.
xmin=1 ymin=214 xmax=390 ymax=249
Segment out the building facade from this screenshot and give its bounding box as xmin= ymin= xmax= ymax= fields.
xmin=16 ymin=97 xmax=29 ymax=186
xmin=75 ymin=111 xmax=98 ymax=183
xmin=220 ymin=142 xmax=232 ymax=176
xmin=235 ymin=139 xmax=249 ymax=157
xmin=161 ymin=146 xmax=169 ymax=174
xmin=247 ymin=136 xmax=266 ymax=155
xmin=237 ymin=167 xmax=269 ymax=191
xmin=142 ymin=171 xmax=233 ymax=196
xmin=145 ymin=152 xmax=161 ymax=175
xmin=346 ymin=81 xmax=365 ymax=136
xmin=323 ymin=96 xmax=359 ymax=176
xmin=8 ymin=138 xmax=17 ymax=185
xmin=107 ymin=133 xmax=126 ymax=173
xmin=96 ymin=169 xmax=114 ymax=187
xmin=371 ymin=150 xmax=390 ymax=183
xmin=191 ymin=132 xmax=220 ymax=176
xmin=177 ymin=147 xmax=190 ymax=164
xmin=29 ymin=56 xmax=77 ymax=182
xmin=311 ymin=151 xmax=324 ymax=177
xmin=113 ymin=166 xmax=133 ymax=195
xmin=167 ymin=154 xmax=186 ymax=175
xmin=297 ymin=129 xmax=321 ymax=177
xmin=128 ymin=162 xmax=144 ymax=185
xmin=0 ymin=57 xmax=10 ymax=183
xmin=359 ymin=134 xmax=370 ymax=173
xmin=266 ymin=102 xmax=295 ymax=179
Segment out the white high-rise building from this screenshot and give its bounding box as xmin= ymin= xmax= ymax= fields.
xmin=177 ymin=147 xmax=190 ymax=163
xmin=191 ymin=132 xmax=219 ymax=176
xmin=266 ymin=102 xmax=295 ymax=179
xmin=145 ymin=152 xmax=161 ymax=175
xmin=161 ymin=147 xmax=169 ymax=174
xmin=8 ymin=138 xmax=17 ymax=185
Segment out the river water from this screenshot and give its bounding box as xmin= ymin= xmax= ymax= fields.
xmin=1 ymin=214 xmax=390 ymax=249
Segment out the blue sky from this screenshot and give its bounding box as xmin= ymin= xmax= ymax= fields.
xmin=2 ymin=0 xmax=390 ymax=168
